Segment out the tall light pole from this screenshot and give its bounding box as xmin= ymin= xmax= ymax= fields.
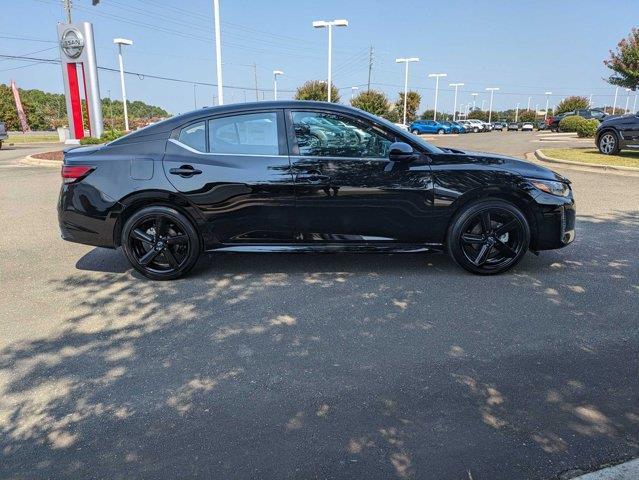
xmin=273 ymin=70 xmax=284 ymax=100
xmin=351 ymin=85 xmax=359 ymax=100
xmin=588 ymin=93 xmax=593 ymax=107
xmin=212 ymin=0 xmax=224 ymax=105
xmin=625 ymin=88 xmax=631 ymax=113
xmin=113 ymin=38 xmax=133 ymax=131
xmin=428 ymin=73 xmax=447 ymax=120
xmin=527 ymin=96 xmax=531 ymax=111
xmin=449 ymin=82 xmax=464 ymax=121
xmin=313 ymin=19 xmax=348 ymax=103
xmin=396 ymin=57 xmax=419 ymax=125
xmin=612 ymin=86 xmax=619 ymax=114
xmin=515 ymin=102 xmax=520 ymax=122
xmin=544 ymin=91 xmax=552 ymax=120
xmin=481 ymin=99 xmax=486 ymax=111
xmin=485 ymin=87 xmax=499 ymax=123
xmin=193 ymin=84 xmax=197 ymax=109
xmin=471 ymin=92 xmax=478 ymax=110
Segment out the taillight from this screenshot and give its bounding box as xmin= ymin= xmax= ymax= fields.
xmin=61 ymin=165 xmax=94 ymax=184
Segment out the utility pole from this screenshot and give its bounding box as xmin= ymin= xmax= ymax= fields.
xmin=63 ymin=0 xmax=72 ymax=23
xmin=253 ymin=62 xmax=259 ymax=101
xmin=485 ymin=87 xmax=499 ymax=123
xmin=450 ymin=82 xmax=464 ymax=121
xmin=367 ymin=45 xmax=373 ymax=91
xmin=193 ymin=84 xmax=197 ymax=109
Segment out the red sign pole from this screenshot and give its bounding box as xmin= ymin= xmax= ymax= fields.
xmin=66 ymin=63 xmax=84 ymax=139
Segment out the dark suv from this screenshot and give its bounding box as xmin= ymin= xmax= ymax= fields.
xmin=547 ymin=109 xmax=607 ymax=132
xmin=596 ymin=114 xmax=639 ymax=155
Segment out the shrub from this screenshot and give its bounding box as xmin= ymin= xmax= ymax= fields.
xmin=79 ymin=129 xmax=124 ymax=145
xmin=575 ymin=118 xmax=599 ymax=138
xmin=558 ymin=115 xmax=585 ymax=133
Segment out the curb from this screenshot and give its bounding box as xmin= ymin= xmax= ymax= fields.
xmin=20 ymin=154 xmax=62 ymax=167
xmin=571 ymin=458 xmax=639 ymax=479
xmin=534 ymin=149 xmax=639 ymax=174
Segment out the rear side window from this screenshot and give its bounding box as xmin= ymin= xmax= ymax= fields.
xmin=178 ymin=121 xmax=206 ymax=152
xmin=209 ymin=112 xmax=279 ymax=155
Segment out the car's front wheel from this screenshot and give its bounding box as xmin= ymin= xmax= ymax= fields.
xmin=411 ymin=129 xmax=419 ymax=135
xmin=121 ymin=206 xmax=201 ymax=280
xmin=437 ymin=129 xmax=444 ymax=135
xmin=447 ymin=199 xmax=530 ymax=275
xmin=597 ymin=131 xmax=620 ymax=155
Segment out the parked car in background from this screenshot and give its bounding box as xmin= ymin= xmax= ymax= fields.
xmin=394 ymin=123 xmax=409 ymax=131
xmin=466 ymin=119 xmax=486 ymax=133
xmin=537 ymin=121 xmax=547 ymax=130
xmin=58 ymin=100 xmax=575 ymax=279
xmin=547 ymin=109 xmax=608 ymax=132
xmin=442 ymin=121 xmax=465 ymax=134
xmin=492 ymin=122 xmax=504 ymax=131
xmin=409 ymin=120 xmax=451 ymax=135
xmin=507 ymin=122 xmax=519 ymax=131
xmin=596 ymin=113 xmax=639 ymax=155
xmin=0 ymin=122 xmax=7 ymax=149
xmin=521 ymin=122 xmax=534 ymax=131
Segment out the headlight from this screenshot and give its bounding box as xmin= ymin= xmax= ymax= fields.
xmin=528 ymin=179 xmax=571 ymax=197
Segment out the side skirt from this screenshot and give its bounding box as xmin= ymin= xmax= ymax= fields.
xmin=205 ymin=243 xmax=444 ymax=254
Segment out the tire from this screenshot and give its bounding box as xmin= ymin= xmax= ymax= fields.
xmin=437 ymin=129 xmax=444 ymax=135
xmin=121 ymin=205 xmax=201 ymax=280
xmin=597 ymin=130 xmax=620 ymax=155
xmin=473 ymin=127 xmax=479 ymax=133
xmin=447 ymin=199 xmax=530 ymax=275
xmin=411 ymin=129 xmax=419 ymax=135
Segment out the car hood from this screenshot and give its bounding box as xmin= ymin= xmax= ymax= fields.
xmin=446 ymin=149 xmax=569 ymax=182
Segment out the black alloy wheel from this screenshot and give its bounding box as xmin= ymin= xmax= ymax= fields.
xmin=121 ymin=206 xmax=200 ymax=280
xmin=448 ymin=200 xmax=530 ymax=274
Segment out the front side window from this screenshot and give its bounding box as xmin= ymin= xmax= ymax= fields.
xmin=178 ymin=121 xmax=206 ymax=152
xmin=209 ymin=112 xmax=279 ymax=155
xmin=292 ymin=111 xmax=393 ymax=158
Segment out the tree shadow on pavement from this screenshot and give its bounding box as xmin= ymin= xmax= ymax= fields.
xmin=1 ymin=211 xmax=638 ymax=479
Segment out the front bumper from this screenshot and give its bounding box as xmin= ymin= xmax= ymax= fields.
xmin=531 ymin=191 xmax=576 ymax=250
xmin=58 ymin=182 xmax=122 ymax=249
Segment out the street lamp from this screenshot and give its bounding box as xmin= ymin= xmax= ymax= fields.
xmin=515 ymin=102 xmax=520 ymax=122
xmin=527 ymin=96 xmax=531 ymax=111
xmin=113 ymin=37 xmax=133 ymax=131
xmin=471 ymin=92 xmax=478 ymax=110
xmin=212 ymin=0 xmax=224 ymax=105
xmin=625 ymin=88 xmax=632 ymax=113
xmin=313 ymin=19 xmax=348 ymax=103
xmin=396 ymin=57 xmax=419 ymax=125
xmin=449 ymin=82 xmax=464 ymax=121
xmin=351 ymin=85 xmax=359 ymax=100
xmin=273 ymin=70 xmax=284 ymax=100
xmin=612 ymin=86 xmax=619 ymax=114
xmin=485 ymin=87 xmax=499 ymax=123
xmin=544 ymin=91 xmax=552 ymax=120
xmin=428 ymin=73 xmax=447 ymax=121
xmin=481 ymin=99 xmax=486 ymax=111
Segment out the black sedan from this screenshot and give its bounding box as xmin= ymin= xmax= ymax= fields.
xmin=58 ymin=101 xmax=575 ymax=280
xmin=596 ymin=113 xmax=639 ymax=155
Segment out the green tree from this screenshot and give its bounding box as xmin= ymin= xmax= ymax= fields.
xmin=350 ymin=90 xmax=390 ymax=117
xmin=467 ymin=110 xmax=489 ymax=122
xmin=393 ymin=90 xmax=421 ymax=123
xmin=604 ymin=28 xmax=639 ymax=90
xmin=294 ymin=80 xmax=339 ymax=102
xmin=555 ymin=96 xmax=589 ymax=115
xmin=519 ymin=109 xmax=537 ymax=122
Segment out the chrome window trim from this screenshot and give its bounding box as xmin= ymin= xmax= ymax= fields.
xmin=168 ymin=138 xmax=288 ymax=158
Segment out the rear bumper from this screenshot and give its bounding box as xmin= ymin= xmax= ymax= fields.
xmin=58 ymin=182 xmax=122 ymax=249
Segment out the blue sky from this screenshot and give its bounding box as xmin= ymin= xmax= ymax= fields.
xmin=1 ymin=0 xmax=637 ymax=115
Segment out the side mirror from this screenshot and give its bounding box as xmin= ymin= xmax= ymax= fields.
xmin=389 ymin=142 xmax=416 ymax=162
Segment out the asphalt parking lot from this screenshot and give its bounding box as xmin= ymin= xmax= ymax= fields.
xmin=1 ymin=133 xmax=638 ymax=479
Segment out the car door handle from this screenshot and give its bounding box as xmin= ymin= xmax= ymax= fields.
xmin=169 ymin=165 xmax=202 ymax=177
xmin=297 ymin=173 xmax=330 ymax=184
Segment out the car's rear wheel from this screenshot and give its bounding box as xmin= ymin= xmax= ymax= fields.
xmin=473 ymin=127 xmax=479 ymax=133
xmin=447 ymin=199 xmax=530 ymax=275
xmin=121 ymin=206 xmax=200 ymax=280
xmin=598 ymin=131 xmax=620 ymax=155
xmin=411 ymin=129 xmax=419 ymax=135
